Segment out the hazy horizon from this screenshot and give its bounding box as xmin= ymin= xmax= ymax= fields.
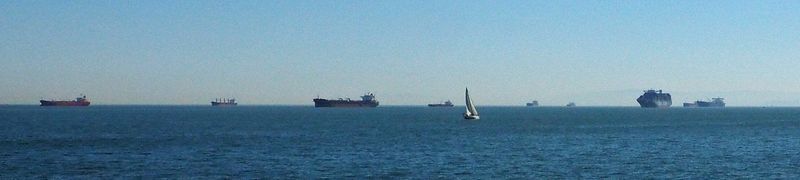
xmin=2 ymin=1 xmax=799 ymax=106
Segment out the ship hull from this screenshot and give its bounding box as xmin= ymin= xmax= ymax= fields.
xmin=314 ymin=99 xmax=378 ymax=108
xmin=637 ymin=96 xmax=671 ymax=108
xmin=39 ymin=100 xmax=90 ymax=106
xmin=697 ymin=101 xmax=724 ymax=107
xmin=427 ymin=104 xmax=453 ymax=107
xmin=684 ymin=101 xmax=724 ymax=108
xmin=211 ymin=102 xmax=237 ymax=106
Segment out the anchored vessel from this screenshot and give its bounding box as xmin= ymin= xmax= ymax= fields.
xmin=428 ymin=100 xmax=454 ymax=107
xmin=463 ymin=88 xmax=479 ymax=119
xmin=684 ymin=98 xmax=725 ymax=107
xmin=566 ymin=102 xmax=576 ymax=107
xmin=637 ymin=89 xmax=672 ymax=108
xmin=211 ymin=98 xmax=237 ymax=106
xmin=313 ymin=93 xmax=379 ymax=108
xmin=40 ymin=95 xmax=90 ymax=106
xmin=526 ymin=100 xmax=539 ymax=107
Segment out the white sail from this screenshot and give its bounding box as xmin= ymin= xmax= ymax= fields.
xmin=465 ymin=88 xmax=478 ymax=116
xmin=465 ymin=98 xmax=472 ymax=116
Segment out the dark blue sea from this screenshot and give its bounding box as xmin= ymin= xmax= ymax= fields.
xmin=1 ymin=106 xmax=799 ymax=178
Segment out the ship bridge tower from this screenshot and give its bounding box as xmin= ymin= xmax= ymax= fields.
xmin=361 ymin=93 xmax=375 ymax=101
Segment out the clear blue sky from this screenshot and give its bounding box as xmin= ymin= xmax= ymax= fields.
xmin=1 ymin=0 xmax=799 ymax=106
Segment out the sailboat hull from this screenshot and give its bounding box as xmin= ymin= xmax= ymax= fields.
xmin=463 ymin=115 xmax=479 ymax=120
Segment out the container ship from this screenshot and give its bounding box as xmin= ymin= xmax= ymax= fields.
xmin=211 ymin=98 xmax=237 ymax=106
xmin=313 ymin=93 xmax=379 ymax=108
xmin=428 ymin=100 xmax=454 ymax=107
xmin=683 ymin=98 xmax=725 ymax=107
xmin=40 ymin=95 xmax=90 ymax=106
xmin=637 ymin=89 xmax=671 ymax=108
xmin=526 ymin=100 xmax=539 ymax=107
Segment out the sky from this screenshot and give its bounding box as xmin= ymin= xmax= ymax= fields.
xmin=1 ymin=0 xmax=799 ymax=106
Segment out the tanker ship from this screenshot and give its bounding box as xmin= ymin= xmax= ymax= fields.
xmin=428 ymin=100 xmax=454 ymax=107
xmin=40 ymin=95 xmax=90 ymax=106
xmin=637 ymin=90 xmax=671 ymax=108
xmin=683 ymin=98 xmax=725 ymax=107
xmin=313 ymin=93 xmax=379 ymax=108
xmin=211 ymin=98 xmax=237 ymax=106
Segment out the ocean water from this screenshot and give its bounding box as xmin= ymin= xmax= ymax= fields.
xmin=1 ymin=105 xmax=799 ymax=178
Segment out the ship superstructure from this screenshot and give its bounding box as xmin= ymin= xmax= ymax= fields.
xmin=40 ymin=95 xmax=90 ymax=106
xmin=313 ymin=93 xmax=379 ymax=107
xmin=637 ymin=90 xmax=672 ymax=108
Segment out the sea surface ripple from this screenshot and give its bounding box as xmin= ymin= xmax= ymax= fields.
xmin=1 ymin=106 xmax=799 ymax=178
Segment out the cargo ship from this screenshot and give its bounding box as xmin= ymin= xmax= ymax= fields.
xmin=637 ymin=89 xmax=671 ymax=108
xmin=428 ymin=100 xmax=454 ymax=107
xmin=40 ymin=95 xmax=90 ymax=106
xmin=526 ymin=100 xmax=539 ymax=107
xmin=211 ymin=98 xmax=237 ymax=106
xmin=683 ymin=98 xmax=725 ymax=107
xmin=313 ymin=93 xmax=379 ymax=107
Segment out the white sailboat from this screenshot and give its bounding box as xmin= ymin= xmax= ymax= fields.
xmin=463 ymin=88 xmax=480 ymax=120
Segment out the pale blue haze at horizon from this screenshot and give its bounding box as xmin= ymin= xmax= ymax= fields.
xmin=1 ymin=1 xmax=799 ymax=106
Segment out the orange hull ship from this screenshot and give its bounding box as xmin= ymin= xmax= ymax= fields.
xmin=40 ymin=95 xmax=90 ymax=106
